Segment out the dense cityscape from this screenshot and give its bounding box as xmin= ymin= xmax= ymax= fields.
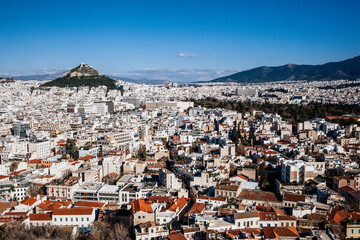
xmin=2 ymin=1 xmax=360 ymax=240
xmin=0 ymin=63 xmax=360 ymax=239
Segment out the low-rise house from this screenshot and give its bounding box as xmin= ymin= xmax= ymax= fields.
xmin=196 ymin=196 xmax=226 ymax=208
xmin=233 ymin=211 xmax=259 ymax=229
xmin=129 ymin=199 xmax=155 ymax=226
xmin=215 ymin=184 xmax=242 ymax=198
xmin=282 ymin=193 xmax=306 ymax=208
xmin=14 ymin=195 xmax=46 ymax=212
xmin=134 ymin=221 xmax=169 ymax=240
xmin=259 ymin=212 xmax=278 ymax=228
xmin=27 ymin=213 xmax=52 ymax=228
xmin=46 ymin=176 xmax=80 ymax=201
xmin=238 ymin=190 xmax=281 ymax=207
xmin=52 ymin=207 xmax=96 ymax=228
xmin=262 ymin=227 xmax=300 ymax=239
xmin=36 ymin=200 xmax=71 ymax=213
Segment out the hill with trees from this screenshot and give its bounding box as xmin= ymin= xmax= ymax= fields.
xmin=210 ymin=55 xmax=360 ymax=83
xmin=40 ymin=63 xmax=117 ymax=89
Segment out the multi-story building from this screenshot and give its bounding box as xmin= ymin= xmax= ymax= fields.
xmin=119 ymin=182 xmax=152 ymax=205
xmin=46 ymin=177 xmax=80 ymax=201
xmin=28 ymin=140 xmax=51 ymax=159
xmin=159 ymin=169 xmax=182 ymax=190
xmin=281 ymin=160 xmax=316 ymax=183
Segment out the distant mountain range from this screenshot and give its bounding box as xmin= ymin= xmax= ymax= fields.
xmin=210 ymin=55 xmax=360 ymax=83
xmin=11 ymin=71 xmax=67 ymax=81
xmin=0 ymin=77 xmax=15 ymax=83
xmin=6 ymin=66 xmax=167 ymax=85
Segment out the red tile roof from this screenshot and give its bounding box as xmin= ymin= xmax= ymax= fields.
xmin=0 ymin=175 xmax=9 ymax=180
xmin=283 ymin=193 xmax=306 ymax=202
xmin=262 ymin=227 xmax=276 ymax=239
xmin=330 ymin=210 xmax=360 ymax=224
xmin=20 ymin=197 xmax=37 ymax=206
xmin=129 ymin=199 xmax=153 ymax=213
xmin=273 ymin=227 xmax=299 ymax=238
xmin=74 ymin=201 xmax=105 ymax=208
xmin=259 ymin=212 xmax=278 ymax=221
xmin=238 ymin=190 xmax=280 ymax=202
xmin=186 ymin=203 xmax=206 ymax=215
xmin=166 ymin=233 xmax=187 ymax=240
xmin=29 ymin=213 xmax=52 ymax=221
xmin=163 ymin=197 xmax=189 ymax=214
xmin=53 ymin=207 xmax=94 ymax=216
xmin=37 ymin=200 xmax=71 ymax=211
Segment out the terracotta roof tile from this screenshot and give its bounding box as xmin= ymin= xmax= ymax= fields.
xmin=53 ymin=207 xmax=94 ymax=216
xmin=166 ymin=233 xmax=187 ymax=240
xmin=283 ymin=193 xmax=305 ymax=202
xmin=29 ymin=213 xmax=52 ymax=221
xmin=129 ymin=199 xmax=153 ymax=213
xmin=74 ymin=201 xmax=105 ymax=208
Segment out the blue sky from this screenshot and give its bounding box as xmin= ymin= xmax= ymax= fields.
xmin=1 ymin=0 xmax=360 ymax=82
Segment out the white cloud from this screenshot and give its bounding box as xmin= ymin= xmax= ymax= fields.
xmin=178 ymin=52 xmax=198 ymax=58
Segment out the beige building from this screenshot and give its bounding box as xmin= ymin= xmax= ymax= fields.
xmin=215 ymin=184 xmax=242 ymax=198
xmin=346 ymin=223 xmax=360 ymax=239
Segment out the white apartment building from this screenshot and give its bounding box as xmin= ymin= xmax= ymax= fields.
xmin=281 ymin=160 xmax=316 ymax=183
xmin=159 ymin=169 xmax=182 ymax=190
xmin=28 ymin=140 xmax=51 ymax=159
xmin=52 ymin=207 xmax=95 ymax=228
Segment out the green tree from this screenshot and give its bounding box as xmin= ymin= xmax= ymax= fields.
xmin=9 ymin=162 xmax=18 ymax=173
xmin=65 ymin=139 xmax=79 ymax=159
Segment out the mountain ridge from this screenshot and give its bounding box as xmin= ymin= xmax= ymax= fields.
xmin=209 ymin=55 xmax=360 ymax=83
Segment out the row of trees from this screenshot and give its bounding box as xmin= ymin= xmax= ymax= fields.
xmin=41 ymin=75 xmax=118 ymax=90
xmin=0 ymin=222 xmax=130 ymax=240
xmin=193 ymin=98 xmax=360 ymax=124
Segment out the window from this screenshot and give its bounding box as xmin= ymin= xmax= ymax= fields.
xmin=54 ymin=218 xmax=56 ymax=222
xmin=87 ymin=217 xmax=89 ymax=221
xmin=60 ymin=218 xmax=62 ymax=222
xmin=65 ymin=218 xmax=68 ymax=221
xmin=76 ymin=218 xmax=78 ymax=221
xmin=81 ymin=218 xmax=84 ymax=221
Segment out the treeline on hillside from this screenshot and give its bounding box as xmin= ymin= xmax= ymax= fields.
xmin=192 ymin=98 xmax=360 ymax=123
xmin=319 ymin=82 xmax=360 ymax=90
xmin=41 ymin=75 xmax=117 ymax=89
xmin=0 ymin=222 xmax=130 ymax=240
